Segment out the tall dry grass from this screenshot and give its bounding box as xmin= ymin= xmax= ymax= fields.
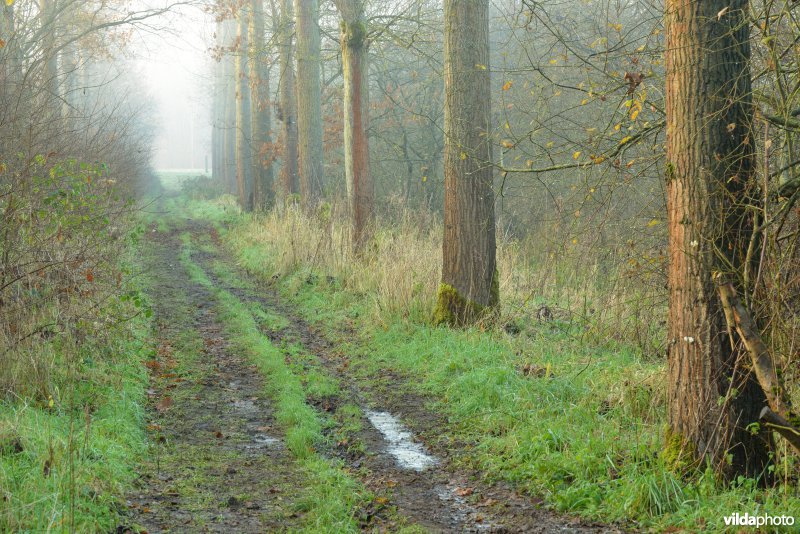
xmin=230 ymin=199 xmax=667 ymax=355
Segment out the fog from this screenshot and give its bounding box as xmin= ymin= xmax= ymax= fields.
xmin=134 ymin=3 xmax=214 ymax=172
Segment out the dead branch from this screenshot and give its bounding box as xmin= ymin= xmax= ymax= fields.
xmin=717 ymin=280 xmax=800 ymax=453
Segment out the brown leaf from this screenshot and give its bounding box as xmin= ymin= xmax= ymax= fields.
xmin=155 ymin=396 xmax=173 ymax=412
xmin=85 ymin=269 xmax=94 ymax=283
xmin=455 ymin=487 xmax=474 ymax=497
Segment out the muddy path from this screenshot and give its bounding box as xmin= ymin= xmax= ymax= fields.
xmin=186 ymin=221 xmax=624 ymax=534
xmin=120 ymin=228 xmax=306 ymax=533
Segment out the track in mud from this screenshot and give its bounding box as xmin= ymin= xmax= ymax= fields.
xmin=122 ymin=219 xmax=622 ymax=533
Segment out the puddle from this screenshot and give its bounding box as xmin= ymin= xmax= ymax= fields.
xmin=434 ymin=485 xmax=494 ymax=531
xmin=233 ymin=399 xmax=257 ymax=413
xmin=365 ymin=410 xmax=437 ymax=471
xmin=243 ymin=433 xmax=279 ymax=450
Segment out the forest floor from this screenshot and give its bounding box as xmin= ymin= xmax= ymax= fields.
xmin=119 ymin=202 xmax=620 ymax=533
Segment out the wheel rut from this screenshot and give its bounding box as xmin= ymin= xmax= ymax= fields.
xmin=121 ymin=228 xmax=303 ymax=533
xmin=189 ymin=222 xmax=623 ymax=533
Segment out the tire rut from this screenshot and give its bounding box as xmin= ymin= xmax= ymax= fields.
xmin=190 ymin=223 xmax=623 ymax=533
xmin=120 ymin=229 xmax=304 ymax=534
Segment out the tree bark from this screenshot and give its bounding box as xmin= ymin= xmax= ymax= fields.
xmin=434 ymin=0 xmax=498 ymax=326
xmin=236 ymin=5 xmax=254 ymax=211
xmin=249 ymin=0 xmax=274 ymax=211
xmin=273 ymin=0 xmax=299 ymax=202
xmin=665 ymin=0 xmax=770 ymax=478
xmin=334 ymin=0 xmax=373 ymax=250
xmin=294 ymin=0 xmax=324 ymax=207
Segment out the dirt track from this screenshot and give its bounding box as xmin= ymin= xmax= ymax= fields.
xmin=120 ymin=218 xmax=622 ymax=533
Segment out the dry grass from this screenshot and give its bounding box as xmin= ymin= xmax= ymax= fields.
xmin=230 ymin=201 xmax=667 ymax=355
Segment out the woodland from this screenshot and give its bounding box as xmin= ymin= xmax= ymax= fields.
xmin=1 ymin=0 xmax=800 ymax=532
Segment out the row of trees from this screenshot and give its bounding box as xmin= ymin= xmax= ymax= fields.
xmin=208 ymin=0 xmax=799 ymax=480
xmin=211 ymin=0 xmax=373 ymax=247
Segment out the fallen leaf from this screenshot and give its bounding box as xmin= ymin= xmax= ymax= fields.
xmin=155 ymin=396 xmax=173 ymax=412
xmin=455 ymin=487 xmax=474 ymax=497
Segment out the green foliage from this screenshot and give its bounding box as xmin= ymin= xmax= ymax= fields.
xmin=0 ymin=313 xmax=149 ymax=532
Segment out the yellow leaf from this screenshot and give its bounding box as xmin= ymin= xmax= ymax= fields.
xmin=581 ymin=99 xmax=588 ymax=106
xmin=501 ymin=139 xmax=514 ymax=148
xmin=554 ymin=90 xmax=562 ymax=97
xmin=573 ymin=151 xmax=581 ymax=160
xmin=647 ymin=219 xmax=660 ymax=227
xmin=593 ymin=155 xmax=606 ymax=164
xmin=614 ymin=123 xmax=621 ymax=131
xmin=475 ymin=63 xmax=487 ymax=70
xmin=502 ymin=81 xmax=513 ymax=91
xmin=630 ymin=108 xmax=640 ymax=121
xmin=549 ymin=59 xmax=558 ymax=65
xmin=572 ymin=238 xmax=578 ymax=245
xmin=460 ymin=152 xmax=467 ymax=160
xmin=421 ymin=176 xmax=427 ymax=182
xmin=546 ymin=141 xmax=554 ymax=148
xmin=620 ymin=136 xmax=633 ymax=145
xmin=6 ymin=0 xmax=13 ymax=5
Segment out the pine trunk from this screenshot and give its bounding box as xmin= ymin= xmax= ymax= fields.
xmin=434 ymin=0 xmax=498 ymax=326
xmin=665 ymin=0 xmax=770 ymax=478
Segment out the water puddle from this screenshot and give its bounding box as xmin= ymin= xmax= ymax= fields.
xmin=435 ymin=485 xmax=494 ymax=531
xmin=365 ymin=410 xmax=437 ymax=471
xmin=243 ymin=433 xmax=279 ymax=450
xmin=233 ymin=399 xmax=257 ymax=413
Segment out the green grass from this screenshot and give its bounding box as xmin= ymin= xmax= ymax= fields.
xmin=177 ymin=232 xmax=369 ymax=533
xmin=218 ymin=213 xmax=800 ymax=533
xmin=0 ymin=315 xmax=150 ymax=532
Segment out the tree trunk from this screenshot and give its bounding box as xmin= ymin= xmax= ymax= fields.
xmin=223 ymin=19 xmax=238 ymax=195
xmin=236 ymin=5 xmax=254 ymax=211
xmin=665 ymin=0 xmax=770 ymax=478
xmin=272 ymin=0 xmax=299 ymax=203
xmin=250 ymin=0 xmax=274 ymax=211
xmin=294 ymin=0 xmax=324 ymax=207
xmin=335 ymin=0 xmax=373 ymax=250
xmin=434 ymin=0 xmax=498 ymax=326
xmin=212 ymin=18 xmax=225 ymax=184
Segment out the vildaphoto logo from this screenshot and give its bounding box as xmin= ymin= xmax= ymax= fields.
xmin=723 ymin=512 xmax=795 ymax=527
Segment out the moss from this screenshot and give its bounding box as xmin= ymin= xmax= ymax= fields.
xmin=662 ymin=427 xmax=697 ymax=473
xmin=665 ymin=161 xmax=676 ymax=183
xmin=433 ymin=282 xmax=496 ymax=326
xmin=341 ymin=20 xmax=367 ymax=50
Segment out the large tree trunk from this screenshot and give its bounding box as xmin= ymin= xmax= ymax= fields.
xmin=272 ymin=0 xmax=299 ymax=203
xmin=434 ymin=0 xmax=498 ymax=326
xmin=665 ymin=0 xmax=770 ymax=478
xmin=334 ymin=0 xmax=373 ymax=250
xmin=249 ymin=0 xmax=274 ymax=211
xmin=294 ymin=0 xmax=324 ymax=207
xmin=235 ymin=5 xmax=254 ymax=211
